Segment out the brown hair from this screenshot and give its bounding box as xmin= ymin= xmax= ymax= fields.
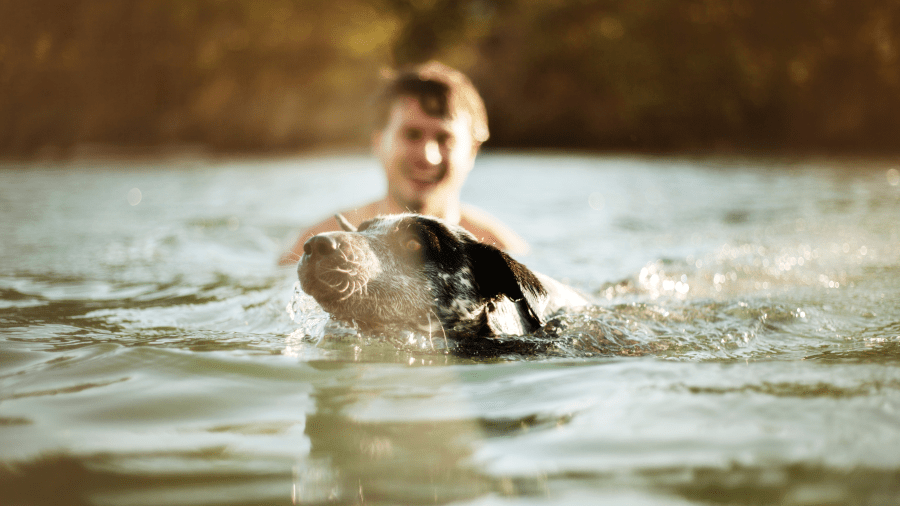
xmin=372 ymin=61 xmax=489 ymax=144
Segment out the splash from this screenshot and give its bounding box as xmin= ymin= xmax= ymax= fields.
xmin=283 ymin=282 xmax=331 ymax=353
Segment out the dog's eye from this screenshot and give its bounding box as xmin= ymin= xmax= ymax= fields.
xmin=404 ymin=238 xmax=422 ymax=252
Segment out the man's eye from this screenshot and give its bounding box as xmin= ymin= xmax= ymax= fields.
xmin=404 ymin=129 xmax=423 ymax=141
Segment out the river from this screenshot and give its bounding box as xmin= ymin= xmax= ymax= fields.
xmin=2 ymin=153 xmax=899 ymax=505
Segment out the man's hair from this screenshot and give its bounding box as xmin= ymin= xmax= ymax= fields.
xmin=373 ymin=61 xmax=489 ymax=144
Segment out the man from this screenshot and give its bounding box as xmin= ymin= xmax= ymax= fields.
xmin=278 ymin=61 xmax=528 ymax=266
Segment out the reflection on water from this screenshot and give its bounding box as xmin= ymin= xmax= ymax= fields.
xmin=1 ymin=154 xmax=900 ymax=505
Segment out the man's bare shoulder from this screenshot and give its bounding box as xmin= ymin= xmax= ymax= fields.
xmin=460 ymin=203 xmax=530 ymax=256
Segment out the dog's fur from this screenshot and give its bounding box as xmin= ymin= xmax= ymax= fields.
xmin=297 ymin=213 xmax=586 ymax=338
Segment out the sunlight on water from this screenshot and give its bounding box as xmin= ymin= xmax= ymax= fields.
xmin=887 ymin=167 xmax=900 ymax=186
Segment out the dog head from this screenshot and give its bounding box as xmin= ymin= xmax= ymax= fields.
xmin=297 ymin=213 xmax=547 ymax=336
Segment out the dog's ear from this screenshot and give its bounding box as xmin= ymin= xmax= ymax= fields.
xmin=335 ymin=213 xmax=357 ymax=232
xmin=465 ymin=240 xmax=547 ymax=332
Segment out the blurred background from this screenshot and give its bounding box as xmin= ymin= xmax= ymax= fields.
xmin=2 ymin=0 xmax=899 ymax=158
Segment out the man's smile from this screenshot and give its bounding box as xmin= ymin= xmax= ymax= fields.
xmin=408 ymin=177 xmax=439 ymax=192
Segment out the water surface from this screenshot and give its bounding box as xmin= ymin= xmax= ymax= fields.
xmin=2 ymin=154 xmax=900 ymax=505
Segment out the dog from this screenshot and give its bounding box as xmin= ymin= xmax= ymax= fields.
xmin=297 ymin=213 xmax=587 ymax=338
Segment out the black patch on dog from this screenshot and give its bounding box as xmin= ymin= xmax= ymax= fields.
xmin=463 ymin=239 xmax=547 ymax=333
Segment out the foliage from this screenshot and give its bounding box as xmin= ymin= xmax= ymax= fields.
xmin=1 ymin=0 xmax=899 ymax=156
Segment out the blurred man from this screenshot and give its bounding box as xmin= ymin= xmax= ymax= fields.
xmin=278 ymin=61 xmax=528 ymax=265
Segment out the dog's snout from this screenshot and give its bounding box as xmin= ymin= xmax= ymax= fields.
xmin=303 ymin=235 xmax=338 ymax=257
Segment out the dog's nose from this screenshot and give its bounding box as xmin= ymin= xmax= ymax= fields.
xmin=303 ymin=235 xmax=338 ymax=257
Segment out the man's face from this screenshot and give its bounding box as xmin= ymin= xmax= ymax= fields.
xmin=374 ymin=96 xmax=479 ymax=213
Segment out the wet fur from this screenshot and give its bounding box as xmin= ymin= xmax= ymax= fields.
xmin=297 ymin=214 xmax=585 ymax=338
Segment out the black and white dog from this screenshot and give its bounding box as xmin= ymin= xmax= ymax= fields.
xmin=297 ymin=213 xmax=586 ymax=338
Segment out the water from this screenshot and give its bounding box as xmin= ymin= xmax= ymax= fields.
xmin=2 ymin=153 xmax=900 ymax=505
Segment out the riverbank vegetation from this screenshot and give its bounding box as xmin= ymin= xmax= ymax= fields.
xmin=2 ymin=0 xmax=899 ymax=157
